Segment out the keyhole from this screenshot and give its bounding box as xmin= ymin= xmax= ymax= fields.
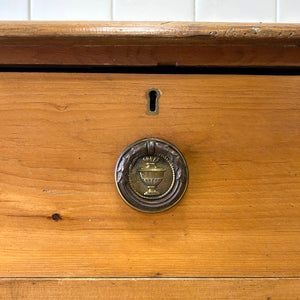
xmin=146 ymin=88 xmax=161 ymax=115
xmin=149 ymin=90 xmax=157 ymax=112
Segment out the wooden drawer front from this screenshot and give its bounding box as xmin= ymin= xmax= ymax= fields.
xmin=0 ymin=73 xmax=299 ymax=277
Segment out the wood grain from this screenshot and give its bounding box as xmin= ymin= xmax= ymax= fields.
xmin=0 ymin=278 xmax=300 ymax=300
xmin=1 ymin=44 xmax=299 ymax=67
xmin=0 ymin=22 xmax=299 ymax=67
xmin=0 ymin=73 xmax=299 ymax=277
xmin=0 ymin=22 xmax=299 ymax=45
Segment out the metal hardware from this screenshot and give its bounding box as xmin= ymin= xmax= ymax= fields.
xmin=115 ymin=138 xmax=188 ymax=213
xmin=146 ymin=88 xmax=161 ymax=115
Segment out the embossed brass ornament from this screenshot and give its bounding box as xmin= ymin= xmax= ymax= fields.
xmin=115 ymin=138 xmax=188 ymax=213
xmin=138 ymin=156 xmax=166 ymax=196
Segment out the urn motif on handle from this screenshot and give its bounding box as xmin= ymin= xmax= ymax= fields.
xmin=115 ymin=137 xmax=188 ymax=213
xmin=138 ymin=156 xmax=165 ymax=196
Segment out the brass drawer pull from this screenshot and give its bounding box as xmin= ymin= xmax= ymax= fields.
xmin=115 ymin=138 xmax=188 ymax=213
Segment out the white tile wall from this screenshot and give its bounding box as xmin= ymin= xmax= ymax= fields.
xmin=31 ymin=0 xmax=111 ymax=20
xmin=0 ymin=0 xmax=28 ymax=20
xmin=195 ymin=0 xmax=275 ymax=22
xmin=0 ymin=0 xmax=299 ymax=22
xmin=278 ymin=0 xmax=300 ymax=23
xmin=114 ymin=0 xmax=194 ymax=21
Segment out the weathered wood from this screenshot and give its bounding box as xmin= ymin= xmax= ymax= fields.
xmin=0 ymin=73 xmax=299 ymax=277
xmin=0 ymin=44 xmax=299 ymax=67
xmin=0 ymin=278 xmax=299 ymax=300
xmin=0 ymin=22 xmax=299 ymax=66
xmin=0 ymin=22 xmax=299 ymax=45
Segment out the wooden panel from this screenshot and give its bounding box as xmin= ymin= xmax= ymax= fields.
xmin=0 ymin=22 xmax=299 ymax=67
xmin=0 ymin=73 xmax=299 ymax=277
xmin=0 ymin=45 xmax=299 ymax=67
xmin=0 ymin=278 xmax=299 ymax=300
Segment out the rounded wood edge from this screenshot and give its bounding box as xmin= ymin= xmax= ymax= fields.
xmin=0 ymin=21 xmax=299 ymax=46
xmin=0 ymin=22 xmax=299 ymax=67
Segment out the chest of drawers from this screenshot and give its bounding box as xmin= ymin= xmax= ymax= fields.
xmin=0 ymin=22 xmax=299 ymax=299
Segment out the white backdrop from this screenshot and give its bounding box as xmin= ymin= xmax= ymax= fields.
xmin=0 ymin=0 xmax=299 ymax=22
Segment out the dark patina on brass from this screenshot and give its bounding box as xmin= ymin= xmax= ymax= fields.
xmin=115 ymin=138 xmax=188 ymax=213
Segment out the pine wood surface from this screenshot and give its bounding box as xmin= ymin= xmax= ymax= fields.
xmin=0 ymin=278 xmax=299 ymax=300
xmin=0 ymin=73 xmax=299 ymax=278
xmin=1 ymin=22 xmax=299 ymax=45
xmin=1 ymin=44 xmax=299 ymax=67
xmin=0 ymin=22 xmax=299 ymax=67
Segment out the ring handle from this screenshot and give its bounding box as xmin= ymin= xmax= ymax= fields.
xmin=115 ymin=138 xmax=189 ymax=213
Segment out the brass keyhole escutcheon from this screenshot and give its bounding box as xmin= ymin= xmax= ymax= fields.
xmin=115 ymin=138 xmax=188 ymax=213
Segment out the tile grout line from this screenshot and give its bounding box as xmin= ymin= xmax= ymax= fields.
xmin=28 ymin=0 xmax=31 ymax=20
xmin=193 ymin=0 xmax=196 ymax=22
xmin=275 ymin=0 xmax=279 ymax=22
xmin=111 ymin=0 xmax=114 ymax=21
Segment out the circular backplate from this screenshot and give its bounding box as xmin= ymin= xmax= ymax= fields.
xmin=115 ymin=138 xmax=188 ymax=213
